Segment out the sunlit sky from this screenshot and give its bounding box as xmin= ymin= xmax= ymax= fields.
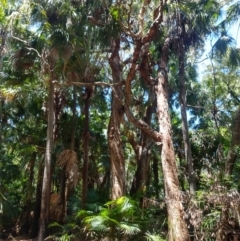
xmin=197 ymin=2 xmax=240 ymax=77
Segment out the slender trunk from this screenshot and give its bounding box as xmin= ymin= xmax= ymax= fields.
xmin=57 ymin=87 xmax=77 ymax=217
xmin=153 ymin=156 xmax=159 ymax=199
xmin=156 ymin=39 xmax=189 ymax=241
xmin=25 ymin=152 xmax=36 ymax=233
xmin=70 ymin=86 xmax=77 ymax=151
xmin=225 ymin=108 xmax=240 ymax=176
xmin=130 ymin=90 xmax=154 ymax=196
xmin=59 ymin=168 xmax=67 ymax=220
xmin=81 ymin=87 xmax=91 ymax=208
xmin=108 ymin=38 xmax=125 ymax=200
xmin=179 ymin=41 xmax=196 ymax=194
xmin=31 ymin=157 xmax=44 ymax=237
xmin=38 ymin=78 xmax=54 ymax=241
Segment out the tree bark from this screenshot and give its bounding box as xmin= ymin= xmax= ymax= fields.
xmin=82 ymin=87 xmax=92 ymax=208
xmin=156 ymin=39 xmax=190 ymax=241
xmin=108 ymin=38 xmax=125 ymax=200
xmin=178 ymin=40 xmax=196 ymax=194
xmin=37 ymin=78 xmax=54 ymax=241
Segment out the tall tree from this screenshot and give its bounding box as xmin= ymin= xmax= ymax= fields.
xmin=38 ymin=68 xmax=55 ymax=241
xmin=156 ymin=38 xmax=190 ymax=241
xmin=108 ymin=38 xmax=125 ymax=200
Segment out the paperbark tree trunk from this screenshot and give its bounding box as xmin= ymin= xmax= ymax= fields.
xmin=179 ymin=40 xmax=196 ymax=194
xmin=38 ymin=77 xmax=54 ymax=241
xmin=108 ymin=38 xmax=125 ymax=200
xmin=156 ymin=39 xmax=190 ymax=241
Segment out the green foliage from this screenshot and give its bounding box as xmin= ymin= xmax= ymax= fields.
xmin=145 ymin=232 xmax=166 ymax=241
xmin=47 ymin=222 xmax=78 ymax=241
xmin=1 ymin=0 xmax=240 ymax=240
xmin=77 ymin=197 xmax=141 ymax=240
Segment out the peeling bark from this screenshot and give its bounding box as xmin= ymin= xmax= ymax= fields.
xmin=156 ymin=39 xmax=190 ymax=241
xmin=108 ymin=38 xmax=125 ymax=200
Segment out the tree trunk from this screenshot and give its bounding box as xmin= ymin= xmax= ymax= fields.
xmin=156 ymin=39 xmax=190 ymax=241
xmin=38 ymin=78 xmax=54 ymax=241
xmin=70 ymin=86 xmax=77 ymax=151
xmin=153 ymin=156 xmax=159 ymax=199
xmin=130 ymin=92 xmax=154 ymax=196
xmin=108 ymin=38 xmax=125 ymax=200
xmin=178 ymin=40 xmax=196 ymax=194
xmin=25 ymin=152 xmax=36 ymax=233
xmin=225 ymin=107 xmax=240 ymax=176
xmin=31 ymin=157 xmax=44 ymax=238
xmin=82 ymin=87 xmax=92 ymax=209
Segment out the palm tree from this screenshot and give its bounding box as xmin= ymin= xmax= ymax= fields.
xmin=167 ymin=0 xmax=221 ymax=194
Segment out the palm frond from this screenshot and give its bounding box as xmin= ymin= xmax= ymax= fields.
xmin=226 ymin=1 xmax=240 ymax=25
xmin=212 ymin=33 xmax=235 ymax=55
xmin=145 ymin=231 xmax=166 ymax=241
xmin=118 ymin=222 xmax=140 ymax=235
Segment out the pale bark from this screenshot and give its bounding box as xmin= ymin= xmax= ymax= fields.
xmin=38 ymin=78 xmax=54 ymax=241
xmin=156 ymin=39 xmax=190 ymax=241
xmin=108 ymin=38 xmax=125 ymax=200
xmin=179 ymin=40 xmax=196 ymax=194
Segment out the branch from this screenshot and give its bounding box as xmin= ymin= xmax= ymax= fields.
xmin=11 ymin=35 xmax=42 ymax=58
xmin=53 ymin=80 xmax=125 ymax=88
xmin=124 ymin=40 xmax=162 ymax=143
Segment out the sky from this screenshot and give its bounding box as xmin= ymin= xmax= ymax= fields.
xmin=197 ymin=2 xmax=240 ymax=77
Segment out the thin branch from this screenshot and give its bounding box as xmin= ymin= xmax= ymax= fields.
xmin=187 ymin=104 xmax=205 ymax=109
xmin=194 ymin=56 xmax=209 ymax=64
xmin=53 ymin=80 xmax=125 ymax=88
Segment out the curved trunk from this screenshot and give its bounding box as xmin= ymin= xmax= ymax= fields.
xmin=225 ymin=108 xmax=240 ymax=176
xmin=179 ymin=41 xmax=196 ymax=194
xmin=38 ymin=78 xmax=55 ymax=240
xmin=156 ymin=39 xmax=190 ymax=241
xmin=108 ymin=38 xmax=125 ymax=200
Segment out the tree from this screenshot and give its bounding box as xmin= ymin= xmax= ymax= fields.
xmin=108 ymin=38 xmax=125 ymax=200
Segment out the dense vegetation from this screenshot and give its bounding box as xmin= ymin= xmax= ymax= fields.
xmin=1 ymin=0 xmax=240 ymax=240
